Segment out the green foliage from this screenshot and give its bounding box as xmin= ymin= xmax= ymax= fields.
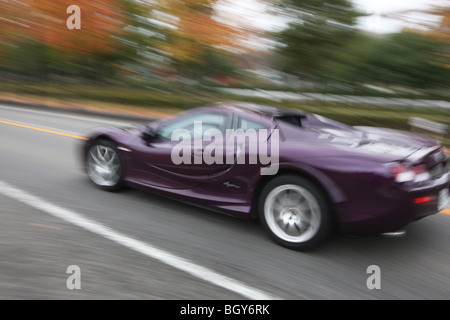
xmin=274 ymin=0 xmax=362 ymax=79
xmin=325 ymin=32 xmax=450 ymax=88
xmin=0 ymin=41 xmax=122 ymax=80
xmin=274 ymin=1 xmax=449 ymax=89
xmin=174 ymin=48 xmax=239 ymax=80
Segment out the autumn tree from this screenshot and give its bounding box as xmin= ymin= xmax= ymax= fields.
xmin=152 ymin=0 xmax=248 ymax=75
xmin=0 ymin=0 xmax=129 ymax=54
xmin=423 ymin=6 xmax=450 ymax=43
xmin=0 ymin=0 xmax=34 ymax=49
xmin=400 ymin=5 xmax=450 ymax=71
xmin=30 ymin=1 xmax=127 ymax=55
xmin=0 ymin=1 xmax=143 ymax=80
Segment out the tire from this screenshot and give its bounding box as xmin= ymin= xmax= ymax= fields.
xmin=85 ymin=139 xmax=123 ymax=191
xmin=258 ymin=175 xmax=331 ymax=251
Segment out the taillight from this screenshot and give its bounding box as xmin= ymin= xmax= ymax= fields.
xmin=411 ymin=164 xmax=430 ymax=182
xmin=390 ymin=163 xmax=431 ymax=183
xmin=413 ymin=196 xmax=434 ymax=204
xmin=391 ymin=163 xmax=412 ymax=183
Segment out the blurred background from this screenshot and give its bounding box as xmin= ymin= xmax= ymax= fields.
xmin=0 ymin=0 xmax=449 ymax=143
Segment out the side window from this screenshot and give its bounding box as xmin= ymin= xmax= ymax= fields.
xmin=238 ymin=118 xmax=267 ymax=131
xmin=158 ymin=113 xmax=227 ymax=141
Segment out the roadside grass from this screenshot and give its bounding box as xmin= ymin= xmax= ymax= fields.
xmin=0 ymin=82 xmax=448 ymax=146
xmin=1 ymin=81 xmax=449 ymax=106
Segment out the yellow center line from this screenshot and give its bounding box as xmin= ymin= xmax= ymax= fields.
xmin=0 ymin=120 xmax=87 ymax=140
xmin=440 ymin=208 xmax=450 ymax=216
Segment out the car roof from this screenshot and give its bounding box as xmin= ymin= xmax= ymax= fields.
xmin=212 ymin=101 xmax=307 ymax=118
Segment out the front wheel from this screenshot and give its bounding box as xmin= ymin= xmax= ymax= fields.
xmin=258 ymin=175 xmax=331 ymax=251
xmin=86 ymin=140 xmax=123 ymax=191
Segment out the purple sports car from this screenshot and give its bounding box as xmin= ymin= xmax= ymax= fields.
xmin=81 ymin=102 xmax=449 ymax=250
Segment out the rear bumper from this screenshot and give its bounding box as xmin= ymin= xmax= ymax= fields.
xmin=339 ymin=173 xmax=449 ymax=235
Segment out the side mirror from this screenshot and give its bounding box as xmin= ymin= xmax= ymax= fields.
xmin=142 ymin=127 xmax=158 ymax=142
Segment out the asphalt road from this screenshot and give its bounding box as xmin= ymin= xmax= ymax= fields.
xmin=0 ymin=104 xmax=449 ymax=300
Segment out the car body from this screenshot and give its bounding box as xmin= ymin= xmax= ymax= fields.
xmin=81 ymin=102 xmax=450 ymax=250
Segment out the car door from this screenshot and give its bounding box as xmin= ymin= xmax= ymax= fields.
xmin=200 ymin=115 xmax=274 ymax=195
xmin=134 ymin=111 xmax=231 ymax=190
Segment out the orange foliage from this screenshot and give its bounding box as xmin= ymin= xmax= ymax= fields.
xmin=402 ymin=6 xmax=449 ymax=69
xmin=0 ymin=0 xmax=127 ymax=55
xmin=0 ymin=0 xmax=34 ymax=45
xmin=157 ymin=0 xmax=248 ymax=63
xmin=402 ymin=6 xmax=450 ymax=43
xmin=425 ymin=8 xmax=450 ymax=43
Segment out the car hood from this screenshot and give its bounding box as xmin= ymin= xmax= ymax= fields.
xmin=305 ymin=125 xmax=440 ymax=161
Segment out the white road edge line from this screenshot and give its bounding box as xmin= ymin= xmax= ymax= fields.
xmin=0 ymin=180 xmax=281 ymax=300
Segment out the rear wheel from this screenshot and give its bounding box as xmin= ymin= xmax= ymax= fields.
xmin=258 ymin=175 xmax=331 ymax=251
xmin=86 ymin=140 xmax=123 ymax=191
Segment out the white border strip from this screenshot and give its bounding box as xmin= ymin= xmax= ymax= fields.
xmin=0 ymin=180 xmax=281 ymax=300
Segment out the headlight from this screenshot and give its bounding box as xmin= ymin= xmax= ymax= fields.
xmin=390 ymin=163 xmax=431 ymax=183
